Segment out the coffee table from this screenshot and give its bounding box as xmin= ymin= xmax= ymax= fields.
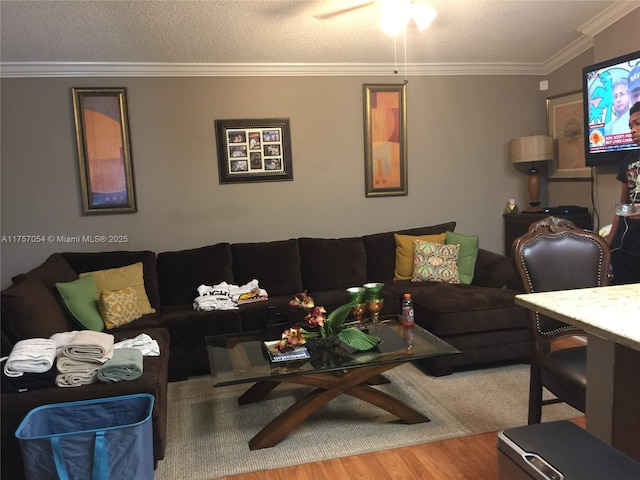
xmin=205 ymin=316 xmax=460 ymax=450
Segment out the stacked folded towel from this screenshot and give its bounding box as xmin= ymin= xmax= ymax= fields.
xmin=98 ymin=348 xmax=143 ymax=383
xmin=3 ymin=338 xmax=57 ymax=377
xmin=193 ymin=279 xmax=268 ymax=311
xmin=63 ymin=330 xmax=114 ymax=364
xmin=56 ymin=330 xmax=114 ymax=387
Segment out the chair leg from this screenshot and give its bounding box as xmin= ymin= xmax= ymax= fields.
xmin=528 ymin=363 xmax=543 ymax=424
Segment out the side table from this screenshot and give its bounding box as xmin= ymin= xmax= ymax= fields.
xmin=503 ymin=211 xmax=593 ymax=256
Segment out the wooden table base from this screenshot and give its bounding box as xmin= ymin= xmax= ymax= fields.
xmin=239 ymin=361 xmax=430 ymax=450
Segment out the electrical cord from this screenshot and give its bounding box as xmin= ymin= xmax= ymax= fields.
xmin=610 ymin=215 xmax=629 ymax=253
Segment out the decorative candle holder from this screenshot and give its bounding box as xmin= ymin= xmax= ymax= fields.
xmin=363 ymin=282 xmax=384 ymax=324
xmin=346 ymin=286 xmax=366 ymax=323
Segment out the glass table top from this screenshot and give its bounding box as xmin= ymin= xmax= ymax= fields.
xmin=206 ymin=316 xmax=460 ymax=387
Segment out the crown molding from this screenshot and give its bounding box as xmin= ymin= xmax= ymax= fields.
xmin=578 ymin=1 xmax=639 ymax=37
xmin=541 ymin=35 xmax=594 ymax=76
xmin=0 ymin=61 xmax=556 ymax=78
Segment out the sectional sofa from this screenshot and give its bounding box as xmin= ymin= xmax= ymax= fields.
xmin=1 ymin=221 xmax=531 ymax=478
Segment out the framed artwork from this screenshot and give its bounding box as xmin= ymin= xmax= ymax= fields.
xmin=546 ymin=90 xmax=592 ymax=180
xmin=363 ymin=83 xmax=408 ymax=197
xmin=215 ymin=118 xmax=293 ymax=184
xmin=72 ymin=87 xmax=137 ymax=214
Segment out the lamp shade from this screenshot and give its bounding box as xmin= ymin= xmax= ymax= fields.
xmin=510 ymin=135 xmax=553 ymax=163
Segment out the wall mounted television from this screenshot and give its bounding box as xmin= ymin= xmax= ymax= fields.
xmin=582 ymin=49 xmax=640 ymax=167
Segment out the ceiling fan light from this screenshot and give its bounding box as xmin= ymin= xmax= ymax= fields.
xmin=411 ymin=3 xmax=436 ymax=31
xmin=379 ymin=0 xmax=411 ymax=36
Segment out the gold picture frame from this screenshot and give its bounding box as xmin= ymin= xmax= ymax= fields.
xmin=363 ymin=84 xmax=408 ymax=197
xmin=72 ymin=87 xmax=137 ymax=214
xmin=546 ymin=90 xmax=592 ymax=180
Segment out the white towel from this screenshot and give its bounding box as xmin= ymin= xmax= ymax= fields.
xmin=4 ymin=339 xmax=57 ymax=377
xmin=63 ymin=330 xmax=114 ymax=364
xmin=50 ymin=331 xmax=79 ymax=354
xmin=114 ymin=333 xmax=160 ymax=356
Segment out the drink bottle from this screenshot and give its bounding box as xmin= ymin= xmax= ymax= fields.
xmin=401 ymin=293 xmax=414 ymax=326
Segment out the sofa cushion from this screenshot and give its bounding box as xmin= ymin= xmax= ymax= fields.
xmin=299 ymin=237 xmax=367 ymax=292
xmin=1 ymin=275 xmax=74 ymax=341
xmin=19 ymin=253 xmax=78 ymax=290
xmin=157 ymin=243 xmax=233 ymax=306
xmin=394 ymin=233 xmax=446 ymax=280
xmin=445 ymin=231 xmax=479 ymax=285
xmin=98 ymin=287 xmax=142 ymax=329
xmin=61 ymin=251 xmax=161 ymax=309
xmin=384 ymin=281 xmax=529 ymax=335
xmin=55 ymin=275 xmax=105 ymax=331
xmin=362 ymin=222 xmax=457 ymax=283
xmin=231 ymin=239 xmax=303 ymax=296
xmin=412 ymin=241 xmax=460 ymax=284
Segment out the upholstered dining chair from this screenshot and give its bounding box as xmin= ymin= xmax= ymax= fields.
xmin=512 ymin=216 xmax=611 ymax=424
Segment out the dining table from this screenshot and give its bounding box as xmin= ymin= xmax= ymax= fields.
xmin=515 ymin=283 xmax=640 ymax=463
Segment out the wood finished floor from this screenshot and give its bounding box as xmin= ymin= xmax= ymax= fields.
xmin=219 ymin=338 xmax=586 ymax=480
xmin=220 ymin=418 xmax=587 ymax=480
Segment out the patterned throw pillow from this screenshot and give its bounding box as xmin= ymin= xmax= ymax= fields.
xmin=98 ymin=287 xmax=142 ymax=330
xmin=393 ymin=233 xmax=446 ymax=280
xmin=412 ymin=240 xmax=461 ymax=284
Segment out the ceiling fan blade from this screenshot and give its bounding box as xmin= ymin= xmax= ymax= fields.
xmin=314 ymin=1 xmax=376 ymax=20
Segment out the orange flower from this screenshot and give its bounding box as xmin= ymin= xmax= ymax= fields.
xmin=277 ymin=327 xmax=306 ymax=351
xmin=289 ymin=290 xmax=315 ymax=311
xmin=305 ymin=306 xmax=327 ymax=328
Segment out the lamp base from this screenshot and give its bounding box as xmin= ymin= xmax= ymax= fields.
xmin=523 ymin=205 xmax=544 ymax=213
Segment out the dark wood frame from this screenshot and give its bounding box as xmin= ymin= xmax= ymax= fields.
xmin=215 ymin=118 xmax=293 ymax=184
xmin=363 ymin=84 xmax=408 ymax=197
xmin=72 ymin=87 xmax=137 ymax=214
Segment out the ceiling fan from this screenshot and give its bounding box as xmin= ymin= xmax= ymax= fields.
xmin=315 ymin=0 xmax=437 ymax=36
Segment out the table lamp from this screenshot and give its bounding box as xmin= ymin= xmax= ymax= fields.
xmin=510 ymin=135 xmax=553 ymax=212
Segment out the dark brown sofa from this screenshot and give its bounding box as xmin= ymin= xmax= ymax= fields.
xmin=1 ymin=221 xmax=530 ymax=478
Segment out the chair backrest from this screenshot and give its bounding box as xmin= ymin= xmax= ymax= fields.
xmin=512 ymin=216 xmax=611 ymax=338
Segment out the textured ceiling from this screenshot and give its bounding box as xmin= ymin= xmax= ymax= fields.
xmin=1 ymin=0 xmax=638 ymax=77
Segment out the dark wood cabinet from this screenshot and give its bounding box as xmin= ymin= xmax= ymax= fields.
xmin=503 ymin=212 xmax=593 ymax=255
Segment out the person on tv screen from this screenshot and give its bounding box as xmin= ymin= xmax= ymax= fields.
xmin=604 ymin=77 xmax=631 ymax=136
xmin=607 ymin=101 xmax=640 ymax=285
xmin=629 ymin=64 xmax=640 ymax=105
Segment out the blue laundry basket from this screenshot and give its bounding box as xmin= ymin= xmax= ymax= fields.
xmin=15 ymin=393 xmax=154 ymax=480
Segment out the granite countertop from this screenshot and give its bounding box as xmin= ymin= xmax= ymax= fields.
xmin=515 ymin=283 xmax=640 ymax=351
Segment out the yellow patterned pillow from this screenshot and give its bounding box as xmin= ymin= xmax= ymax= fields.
xmin=98 ymin=287 xmax=142 ymax=329
xmin=412 ymin=240 xmax=461 ymax=284
xmin=80 ymin=262 xmax=155 ymax=315
xmin=394 ymin=233 xmax=446 ymax=280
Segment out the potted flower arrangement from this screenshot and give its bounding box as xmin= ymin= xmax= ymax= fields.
xmin=277 ymin=291 xmax=381 ymax=352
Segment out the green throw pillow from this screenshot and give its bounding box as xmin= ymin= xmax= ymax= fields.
xmin=445 ymin=231 xmax=479 ymax=285
xmin=55 ymin=275 xmax=105 ymax=331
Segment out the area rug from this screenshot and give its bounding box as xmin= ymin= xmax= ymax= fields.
xmin=154 ymin=362 xmax=581 ymax=480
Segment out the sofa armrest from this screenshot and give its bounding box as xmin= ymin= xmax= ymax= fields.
xmin=472 ymin=249 xmax=522 ymax=291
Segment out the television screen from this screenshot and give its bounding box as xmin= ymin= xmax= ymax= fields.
xmin=582 ymin=50 xmax=640 ymax=167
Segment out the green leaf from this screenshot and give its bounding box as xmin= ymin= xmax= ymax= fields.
xmin=324 ymin=301 xmax=356 ymax=336
xmin=337 ymin=328 xmax=381 ymax=351
xmin=299 ymin=327 xmax=320 ymax=339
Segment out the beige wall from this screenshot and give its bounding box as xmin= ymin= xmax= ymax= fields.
xmin=1 ymin=10 xmax=638 ymax=288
